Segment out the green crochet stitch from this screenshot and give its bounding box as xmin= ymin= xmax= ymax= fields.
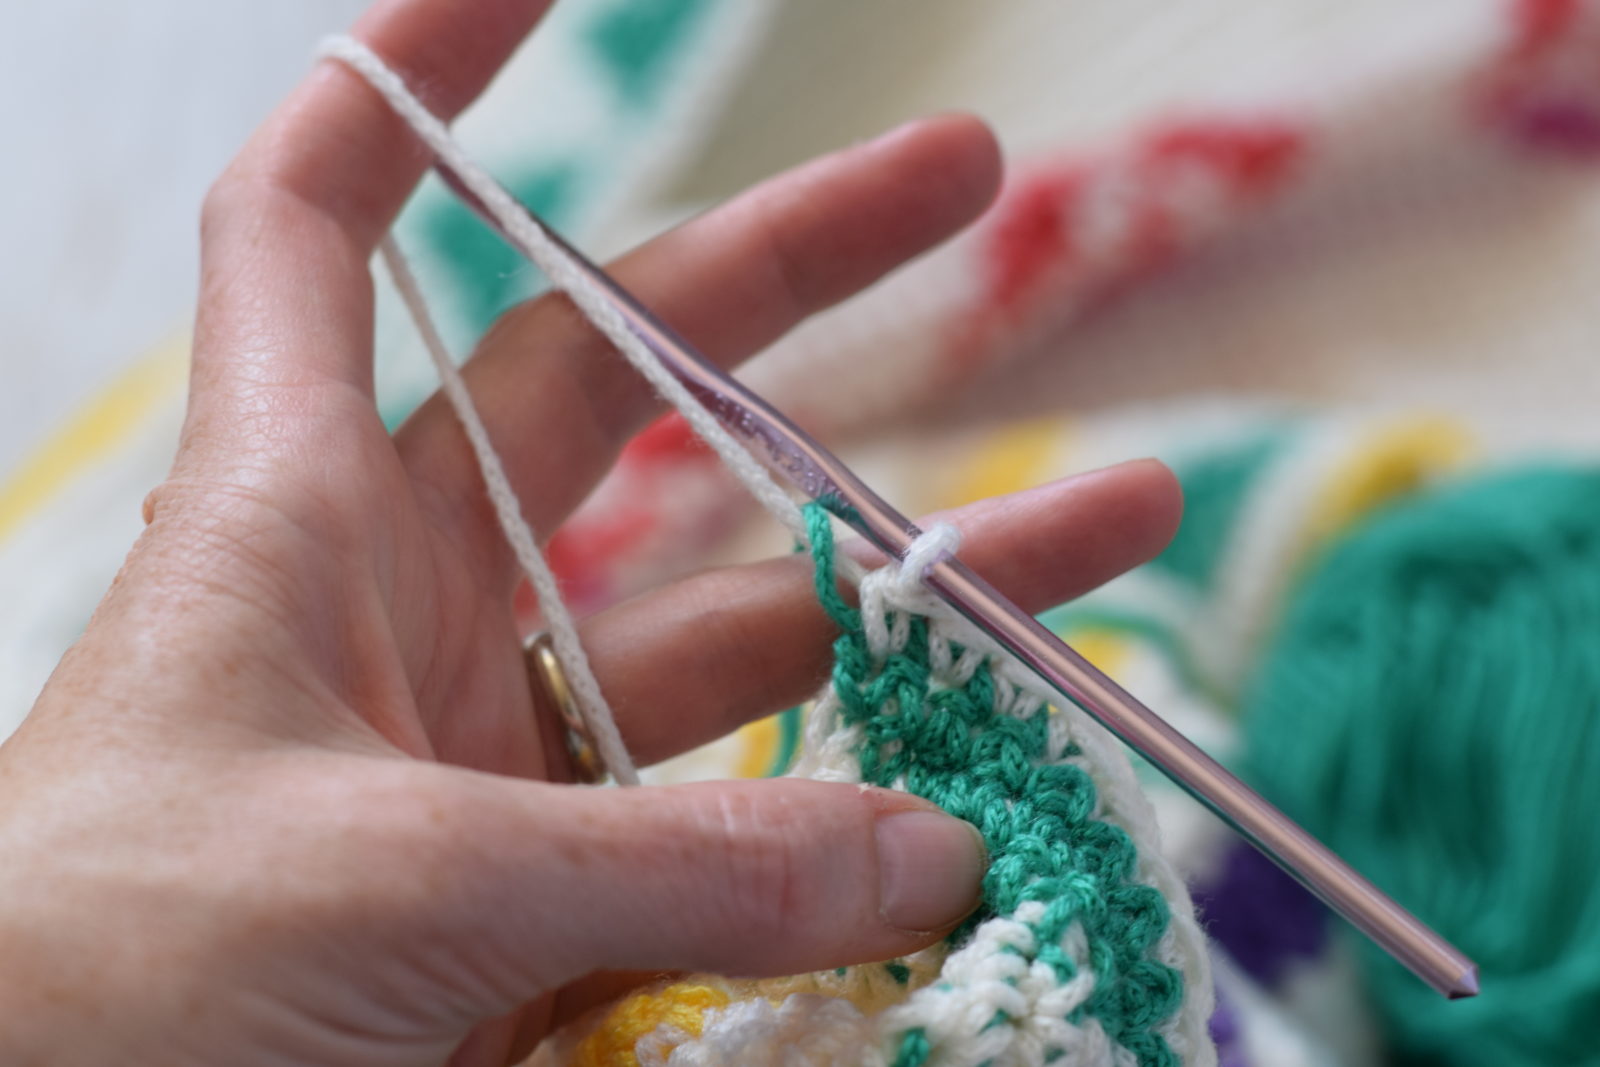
xmin=804 ymin=502 xmax=1184 ymax=1067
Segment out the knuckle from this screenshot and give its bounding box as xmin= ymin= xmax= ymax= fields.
xmin=198 ymin=171 xmax=265 ymax=248
xmin=130 ymin=474 xmax=341 ymax=631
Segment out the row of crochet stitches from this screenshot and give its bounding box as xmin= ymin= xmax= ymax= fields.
xmin=804 ymin=503 xmax=1183 ymax=1066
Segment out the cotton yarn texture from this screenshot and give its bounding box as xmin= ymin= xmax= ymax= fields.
xmin=325 ymin=35 xmax=1215 ymax=1067
xmin=1244 ymin=466 xmax=1600 ymax=1066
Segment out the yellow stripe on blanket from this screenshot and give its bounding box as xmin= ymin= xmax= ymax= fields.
xmin=1303 ymin=415 xmax=1475 ymax=549
xmin=0 ymin=340 xmax=187 ymax=542
xmin=734 ymin=714 xmax=782 ymax=779
xmin=1062 ymin=628 xmax=1133 ymax=679
xmin=943 ymin=418 xmax=1068 ymax=506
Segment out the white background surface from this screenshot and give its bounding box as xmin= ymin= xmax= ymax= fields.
xmin=0 ymin=0 xmax=367 ymax=478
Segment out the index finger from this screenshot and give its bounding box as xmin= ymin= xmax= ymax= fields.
xmin=187 ymin=0 xmax=553 ymax=430
xmin=232 ymin=0 xmax=553 ymax=252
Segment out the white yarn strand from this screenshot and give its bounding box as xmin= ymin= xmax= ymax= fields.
xmin=321 ymin=35 xmax=809 ymax=546
xmin=377 ymin=236 xmax=639 ymax=786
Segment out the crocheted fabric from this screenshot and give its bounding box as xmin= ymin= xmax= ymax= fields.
xmin=550 ymin=503 xmax=1214 ymax=1066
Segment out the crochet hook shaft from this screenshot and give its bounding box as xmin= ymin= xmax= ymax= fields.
xmin=431 ymin=161 xmax=1479 ymax=1002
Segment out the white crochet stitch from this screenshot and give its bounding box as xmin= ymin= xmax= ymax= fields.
xmin=648 ymin=996 xmax=880 ymax=1066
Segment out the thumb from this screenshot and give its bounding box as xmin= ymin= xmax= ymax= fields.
xmin=443 ymin=776 xmax=987 ymax=1004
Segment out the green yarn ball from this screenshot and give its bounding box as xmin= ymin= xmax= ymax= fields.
xmin=1243 ymin=466 xmax=1600 ymax=1066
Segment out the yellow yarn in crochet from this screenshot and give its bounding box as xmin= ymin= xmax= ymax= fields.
xmin=574 ymin=983 xmax=730 ymax=1067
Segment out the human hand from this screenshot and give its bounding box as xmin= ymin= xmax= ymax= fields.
xmin=0 ymin=2 xmax=1183 ymax=1064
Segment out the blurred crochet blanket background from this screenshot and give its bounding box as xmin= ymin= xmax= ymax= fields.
xmin=7 ymin=1 xmax=1600 ymax=1064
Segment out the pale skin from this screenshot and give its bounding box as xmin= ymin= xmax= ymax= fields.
xmin=0 ymin=1 xmax=1184 ymax=1064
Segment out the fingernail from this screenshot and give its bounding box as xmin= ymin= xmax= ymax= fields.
xmin=875 ymin=811 xmax=987 ymax=932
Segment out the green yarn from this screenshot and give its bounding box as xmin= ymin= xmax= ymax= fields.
xmin=377 ymin=164 xmax=585 ymax=429
xmin=1151 ymin=430 xmax=1290 ymax=592
xmin=892 ymin=1028 xmax=931 ymax=1067
xmin=805 ymin=503 xmax=1184 ymax=1066
xmin=419 ymin=161 xmax=584 ymax=335
xmin=1243 ymin=466 xmax=1600 ymax=1066
xmin=763 ymin=706 xmax=802 ymax=777
xmin=806 ymin=502 xmax=861 ymax=632
xmin=584 ymin=0 xmax=710 ymax=106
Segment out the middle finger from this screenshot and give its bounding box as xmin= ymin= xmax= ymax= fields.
xmin=395 ymin=115 xmax=1001 ymax=583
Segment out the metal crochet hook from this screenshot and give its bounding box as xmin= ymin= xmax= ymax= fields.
xmin=431 ymin=161 xmax=1479 ymax=1002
